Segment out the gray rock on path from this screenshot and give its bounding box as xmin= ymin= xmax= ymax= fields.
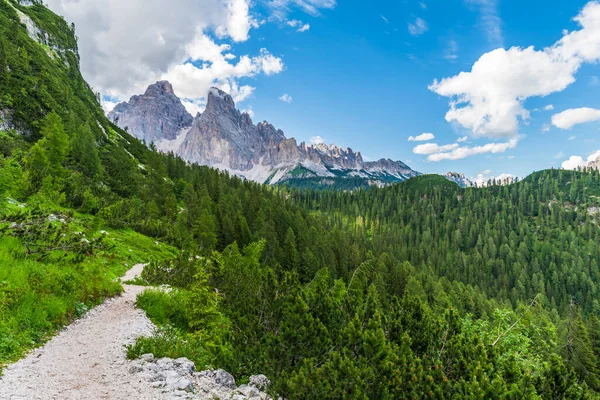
xmin=129 ymin=354 xmax=272 ymax=399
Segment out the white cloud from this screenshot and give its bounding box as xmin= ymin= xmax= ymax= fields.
xmin=419 ymin=2 xmax=427 ymax=10
xmin=562 ymin=155 xmax=587 ymax=170
xmin=181 ymin=99 xmax=206 ymax=116
xmin=562 ymin=150 xmax=600 ymax=169
xmin=279 ymin=93 xmax=293 ymax=103
xmin=408 ymin=17 xmax=429 ymax=36
xmin=429 ymin=2 xmax=600 ymax=140
xmin=569 ymin=135 xmax=577 ymax=140
xmin=444 ymin=39 xmax=459 ymax=61
xmin=268 ymin=0 xmax=336 ymax=17
xmin=544 ymin=104 xmax=555 ymax=111
xmin=45 ymin=0 xmax=288 ymax=110
xmin=101 ymin=98 xmax=118 ymax=113
xmin=413 ymin=143 xmax=459 ymax=155
xmin=408 ymin=133 xmax=435 ymax=141
xmin=287 ymin=19 xmax=309 ymax=31
xmin=457 ymin=136 xmax=469 ymax=142
xmin=542 ymin=124 xmax=551 ymax=132
xmin=466 ymin=0 xmax=503 ymax=46
xmin=310 ymin=136 xmax=325 ymax=144
xmin=381 ymin=15 xmax=389 ymax=24
xmin=551 ymin=107 xmax=600 ymax=129
xmin=416 ymin=137 xmax=519 ymax=162
xmin=164 ymin=41 xmax=283 ymax=103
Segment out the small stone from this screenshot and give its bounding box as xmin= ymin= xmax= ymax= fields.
xmin=238 ymin=384 xmax=260 ymax=398
xmin=141 ymin=353 xmax=155 ymax=362
xmin=128 ymin=365 xmax=143 ymax=374
xmin=157 ymin=357 xmax=174 ymax=370
xmin=214 ymin=369 xmax=236 ymax=389
xmin=249 ymin=374 xmax=271 ymax=390
xmin=150 ymin=381 xmax=166 ymax=388
xmin=167 ymin=377 xmax=194 ymax=392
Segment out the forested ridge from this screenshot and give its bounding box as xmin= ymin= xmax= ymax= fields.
xmin=1 ymin=0 xmax=600 ymax=398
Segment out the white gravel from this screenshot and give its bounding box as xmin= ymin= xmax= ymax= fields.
xmin=0 ymin=264 xmax=174 ymax=400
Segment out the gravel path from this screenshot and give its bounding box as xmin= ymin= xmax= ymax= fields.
xmin=0 ymin=264 xmax=170 ymax=400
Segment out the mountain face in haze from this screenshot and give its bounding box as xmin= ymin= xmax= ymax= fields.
xmin=108 ymin=81 xmax=193 ymax=144
xmin=109 ymin=84 xmax=421 ymax=187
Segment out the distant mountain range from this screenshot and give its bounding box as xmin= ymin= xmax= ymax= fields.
xmin=108 ymin=82 xmax=474 ymax=188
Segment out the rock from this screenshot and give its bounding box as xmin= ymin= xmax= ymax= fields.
xmin=174 ymin=357 xmax=195 ymax=374
xmin=156 ymin=357 xmax=174 ymax=370
xmin=166 ymin=377 xmax=194 ymax=392
xmin=150 ymin=380 xmax=166 ymax=388
xmin=214 ymin=369 xmax=236 ymax=389
xmin=141 ymin=353 xmax=155 ymax=362
xmin=238 ymin=384 xmax=260 ymax=398
xmin=249 ymin=375 xmax=271 ymax=391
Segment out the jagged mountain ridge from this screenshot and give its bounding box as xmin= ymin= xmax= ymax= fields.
xmin=109 ymin=83 xmax=420 ymax=186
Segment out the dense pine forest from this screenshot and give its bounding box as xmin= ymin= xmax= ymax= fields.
xmin=2 ymin=1 xmax=600 ymax=398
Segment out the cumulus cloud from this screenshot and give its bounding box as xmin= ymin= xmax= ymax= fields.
xmin=408 ymin=17 xmax=429 ymax=36
xmin=297 ymin=23 xmax=311 ymax=32
xmin=457 ymin=136 xmax=469 ymax=142
xmin=562 ymin=155 xmax=587 ymax=170
xmin=551 ymin=107 xmax=600 ymax=129
xmin=408 ymin=133 xmax=435 ymax=141
xmin=562 ymin=150 xmax=600 ymax=170
xmin=429 ymin=1 xmax=600 ymax=140
xmin=544 ymin=104 xmax=555 ymax=111
xmin=414 ymin=137 xmax=519 ymax=161
xmin=279 ymin=93 xmax=293 ymax=103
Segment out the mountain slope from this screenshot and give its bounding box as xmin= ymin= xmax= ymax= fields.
xmin=110 ymin=84 xmax=421 ymax=188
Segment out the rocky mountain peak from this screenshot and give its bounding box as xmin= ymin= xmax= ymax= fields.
xmin=205 ymin=87 xmax=236 ymax=114
xmin=108 ymin=81 xmax=192 ymax=144
xmin=144 ymin=80 xmax=175 ymax=97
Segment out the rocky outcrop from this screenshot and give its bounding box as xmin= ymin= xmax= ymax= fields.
xmin=129 ymin=354 xmax=272 ymax=399
xmin=108 ymin=81 xmax=193 ymax=144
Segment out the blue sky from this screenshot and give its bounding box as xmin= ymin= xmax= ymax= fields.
xmin=47 ymin=0 xmax=600 ymax=181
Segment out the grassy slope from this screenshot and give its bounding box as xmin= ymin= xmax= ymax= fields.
xmin=0 ymin=199 xmax=178 ymax=369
